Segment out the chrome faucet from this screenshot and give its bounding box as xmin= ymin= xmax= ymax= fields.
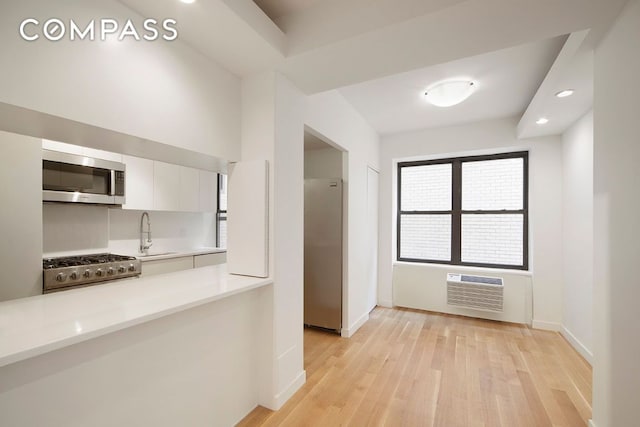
xmin=139 ymin=211 xmax=153 ymax=254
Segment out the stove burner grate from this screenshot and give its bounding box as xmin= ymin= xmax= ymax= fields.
xmin=43 ymin=253 xmax=137 ymax=269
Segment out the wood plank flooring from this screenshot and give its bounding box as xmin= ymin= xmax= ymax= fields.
xmin=237 ymin=307 xmax=592 ymax=427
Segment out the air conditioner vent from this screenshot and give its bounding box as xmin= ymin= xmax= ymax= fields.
xmin=447 ymin=273 xmax=503 ymax=312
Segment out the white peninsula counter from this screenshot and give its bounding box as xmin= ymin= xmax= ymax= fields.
xmin=0 ymin=265 xmax=272 ymax=427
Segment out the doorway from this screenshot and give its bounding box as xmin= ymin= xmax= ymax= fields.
xmin=303 ymin=130 xmax=345 ymax=335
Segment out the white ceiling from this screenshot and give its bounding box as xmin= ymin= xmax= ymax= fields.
xmin=117 ymin=0 xmax=286 ymax=76
xmin=518 ymin=31 xmax=594 ymax=139
xmin=116 ymin=0 xmax=626 ymax=137
xmin=276 ymin=0 xmax=626 ymax=94
xmin=118 ymin=0 xmax=626 ymax=93
xmin=339 ymin=36 xmax=566 ymax=135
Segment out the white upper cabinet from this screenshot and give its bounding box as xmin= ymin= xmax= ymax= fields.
xmin=81 ymin=147 xmax=123 ymax=163
xmin=45 ymin=140 xmax=214 ymax=213
xmin=42 ymin=140 xmax=123 ymax=162
xmin=42 ymin=139 xmax=84 ymax=155
xmin=122 ymin=155 xmax=154 ymax=211
xmin=179 ymin=166 xmax=200 ymax=212
xmin=199 ymin=170 xmax=217 ymax=212
xmin=154 ymin=161 xmax=181 ymax=211
xmin=124 ymin=158 xmax=213 ymax=213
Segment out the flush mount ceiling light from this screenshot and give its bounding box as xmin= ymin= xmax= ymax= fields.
xmin=179 ymin=0 xmax=196 ymax=3
xmin=536 ymin=117 xmax=549 ymax=125
xmin=424 ymin=80 xmax=476 ymax=107
xmin=555 ymin=89 xmax=574 ymax=98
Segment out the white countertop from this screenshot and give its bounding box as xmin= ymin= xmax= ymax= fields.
xmin=43 ymin=247 xmax=226 ymax=261
xmin=135 ymin=247 xmax=226 ymax=262
xmin=0 ymin=265 xmax=271 ymax=368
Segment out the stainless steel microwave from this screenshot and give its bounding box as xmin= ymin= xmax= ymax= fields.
xmin=42 ymin=149 xmax=125 ymax=205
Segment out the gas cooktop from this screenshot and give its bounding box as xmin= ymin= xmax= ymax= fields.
xmin=43 ymin=253 xmax=141 ymax=293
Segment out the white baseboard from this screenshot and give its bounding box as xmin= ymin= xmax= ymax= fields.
xmin=341 ymin=311 xmax=369 ymax=338
xmin=588 ymin=420 xmax=597 ymax=427
xmin=532 ymin=319 xmax=562 ymax=331
xmin=272 ymin=370 xmax=306 ymax=410
xmin=377 ymin=299 xmax=393 ymax=308
xmin=561 ymin=326 xmax=593 ymax=365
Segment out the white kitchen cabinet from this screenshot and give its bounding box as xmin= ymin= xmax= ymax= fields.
xmin=82 ymin=147 xmax=123 ymax=162
xmin=140 ymin=252 xmax=227 ymax=276
xmin=199 ymin=170 xmax=217 ymax=212
xmin=194 ymin=252 xmax=226 ymax=268
xmin=153 ymin=161 xmax=181 ymax=211
xmin=42 ymin=140 xmax=122 ymax=162
xmin=45 ymin=140 xmax=212 ymax=213
xmin=140 ymin=256 xmax=194 ymax=277
xmin=122 ymin=155 xmax=154 ymax=211
xmin=42 ymin=139 xmax=84 ymax=155
xmin=2 ymin=131 xmax=42 ymax=301
xmin=179 ymin=166 xmax=200 ymax=212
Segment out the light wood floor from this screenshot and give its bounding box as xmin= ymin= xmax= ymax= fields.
xmin=238 ymin=307 xmax=592 ymax=427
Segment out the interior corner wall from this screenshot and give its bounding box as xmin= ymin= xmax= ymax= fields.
xmin=305 ymin=90 xmax=381 ymax=337
xmin=593 ymin=1 xmax=640 ymax=426
xmin=0 ymin=0 xmax=240 ymax=161
xmin=240 ymin=72 xmax=306 ymax=410
xmin=378 ymin=117 xmax=564 ymax=328
xmin=273 ymin=73 xmax=305 ymax=406
xmin=240 ymin=71 xmax=277 ymax=410
xmin=561 ymin=110 xmax=594 ymax=363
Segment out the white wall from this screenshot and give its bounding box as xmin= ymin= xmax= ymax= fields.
xmin=394 ymin=263 xmax=532 ymax=324
xmin=304 ymin=147 xmax=343 ymax=179
xmin=239 ymin=72 xmax=306 ymax=410
xmin=0 ymin=0 xmax=240 ymax=161
xmin=561 ymin=110 xmax=594 ymax=363
xmin=592 ymin=1 xmax=640 ymax=425
xmin=109 ymin=210 xmax=216 ymax=254
xmin=379 ymin=117 xmax=564 ymax=329
xmin=42 ymin=204 xmax=109 ymax=254
xmin=237 ymin=81 xmax=379 ymax=412
xmin=42 ymin=204 xmax=215 ymax=256
xmin=272 ymin=74 xmax=305 ymax=404
xmin=305 ymin=90 xmax=381 ymax=337
xmin=0 ymin=131 xmax=42 ymax=301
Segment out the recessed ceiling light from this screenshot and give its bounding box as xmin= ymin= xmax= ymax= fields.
xmin=555 ymin=89 xmax=574 ymax=98
xmin=536 ymin=118 xmax=549 ymax=125
xmin=179 ymin=0 xmax=196 ymax=4
xmin=424 ymin=80 xmax=476 ymax=107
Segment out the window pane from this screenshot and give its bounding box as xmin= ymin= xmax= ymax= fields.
xmin=400 ymin=164 xmax=451 ymax=211
xmin=462 ymin=158 xmax=523 ymax=210
xmin=218 ymin=218 xmax=227 ymax=248
xmin=218 ymin=174 xmax=228 ymax=211
xmin=400 ymin=214 xmax=451 ymax=261
xmin=461 ymin=214 xmax=523 ymax=266
xmin=217 ymin=174 xmax=227 ymax=249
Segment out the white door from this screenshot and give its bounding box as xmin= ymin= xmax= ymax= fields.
xmin=366 ymin=167 xmax=379 ymax=312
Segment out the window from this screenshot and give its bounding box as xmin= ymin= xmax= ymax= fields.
xmin=397 ymin=152 xmax=528 ymax=270
xmin=216 ymin=174 xmax=227 ymax=248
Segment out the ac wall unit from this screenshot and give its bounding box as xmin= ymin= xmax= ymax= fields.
xmin=446 ymin=273 xmax=504 ymax=312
